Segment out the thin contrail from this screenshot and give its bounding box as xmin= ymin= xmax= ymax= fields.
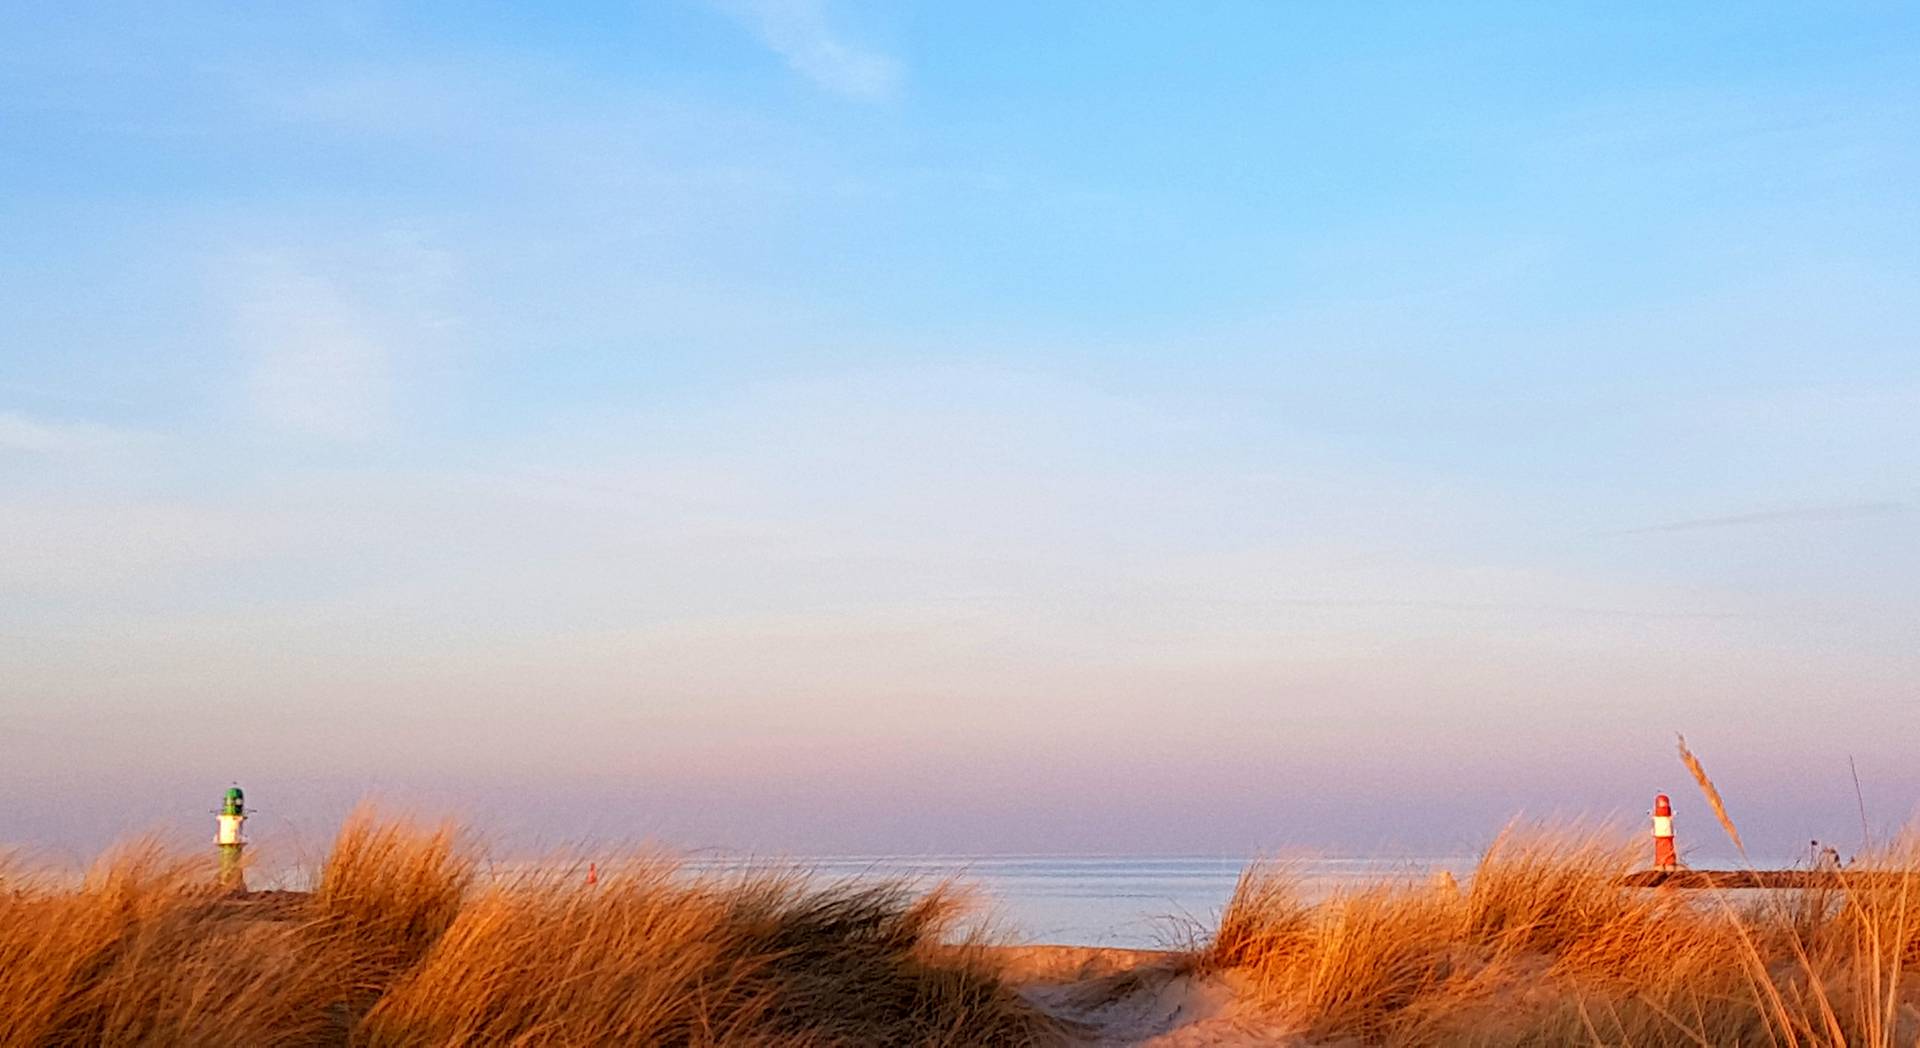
xmin=1607 ymin=500 xmax=1909 ymax=536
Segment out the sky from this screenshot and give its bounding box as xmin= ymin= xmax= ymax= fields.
xmin=2 ymin=2 xmax=1917 ymax=863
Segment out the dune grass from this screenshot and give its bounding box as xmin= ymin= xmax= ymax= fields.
xmin=0 ymin=811 xmax=1057 ymax=1047
xmin=9 ymin=799 xmax=1920 ymax=1046
xmin=1203 ymin=825 xmax=1920 ymax=1046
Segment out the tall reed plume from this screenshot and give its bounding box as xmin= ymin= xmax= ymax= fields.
xmin=1677 ymin=732 xmax=1745 ymax=857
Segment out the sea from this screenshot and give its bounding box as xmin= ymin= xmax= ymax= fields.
xmin=681 ymin=854 xmax=1472 ymax=949
xmin=242 ymin=852 xmax=1473 ymax=948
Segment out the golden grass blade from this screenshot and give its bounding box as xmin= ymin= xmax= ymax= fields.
xmin=1677 ymin=733 xmax=1746 ymax=858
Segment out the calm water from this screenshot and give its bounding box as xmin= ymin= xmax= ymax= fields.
xmin=685 ymin=855 xmax=1470 ymax=948
xmin=252 ymin=853 xmax=1470 ymax=948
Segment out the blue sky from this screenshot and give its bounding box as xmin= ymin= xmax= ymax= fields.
xmin=3 ymin=2 xmax=1917 ymax=860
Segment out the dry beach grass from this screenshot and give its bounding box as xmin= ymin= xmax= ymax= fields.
xmin=0 ymin=810 xmax=1055 ymax=1047
xmin=1200 ymin=825 xmax=1920 ymax=1046
xmin=4 ymin=798 xmax=1919 ymax=1045
xmin=1200 ymin=740 xmax=1920 ymax=1048
xmin=1178 ymin=739 xmax=1920 ymax=1046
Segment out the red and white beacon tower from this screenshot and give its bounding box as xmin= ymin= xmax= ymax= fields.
xmin=1652 ymin=793 xmax=1677 ymax=870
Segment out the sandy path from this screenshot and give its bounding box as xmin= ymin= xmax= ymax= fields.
xmin=992 ymin=946 xmax=1298 ymax=1046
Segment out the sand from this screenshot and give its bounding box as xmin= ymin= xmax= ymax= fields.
xmin=994 ymin=946 xmax=1299 ymax=1046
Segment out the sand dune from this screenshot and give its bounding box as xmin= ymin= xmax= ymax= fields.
xmin=1000 ymin=947 xmax=1294 ymax=1046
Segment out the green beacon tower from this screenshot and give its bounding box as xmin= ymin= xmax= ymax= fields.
xmin=216 ymin=786 xmax=247 ymax=891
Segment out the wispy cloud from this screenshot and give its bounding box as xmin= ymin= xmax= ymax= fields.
xmin=716 ymin=0 xmax=900 ymax=100
xmin=0 ymin=410 xmax=136 ymax=455
xmin=1610 ymin=500 xmax=1911 ymax=535
xmin=0 ymin=380 xmax=140 ymax=409
xmin=222 ymin=237 xmax=458 ymax=441
xmin=231 ymin=262 xmax=393 ymax=441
